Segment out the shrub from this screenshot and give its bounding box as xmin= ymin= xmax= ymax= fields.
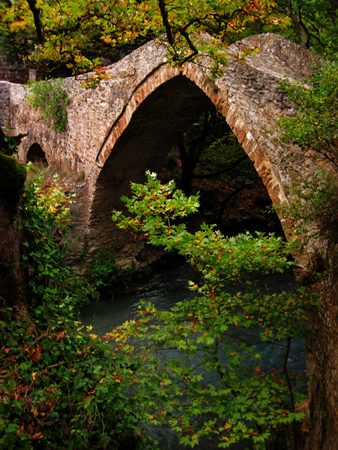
xmin=89 ymin=250 xmax=120 ymax=299
xmin=0 ymin=176 xmax=155 ymax=450
xmin=27 ymin=79 xmax=69 ymax=132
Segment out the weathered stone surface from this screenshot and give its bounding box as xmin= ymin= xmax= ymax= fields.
xmin=0 ymin=54 xmax=29 ymax=85
xmin=0 ymin=54 xmax=46 ymax=85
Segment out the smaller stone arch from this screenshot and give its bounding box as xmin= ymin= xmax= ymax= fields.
xmin=26 ymin=143 xmax=48 ymax=166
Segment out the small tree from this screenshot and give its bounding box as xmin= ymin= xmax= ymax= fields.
xmin=112 ymin=171 xmax=319 ymax=449
xmin=279 ymin=56 xmax=338 ymax=170
xmin=278 ymin=55 xmax=338 ymax=261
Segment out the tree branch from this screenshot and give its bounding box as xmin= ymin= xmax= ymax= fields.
xmin=158 ymin=0 xmax=174 ymax=46
xmin=26 ymin=0 xmax=44 ymax=44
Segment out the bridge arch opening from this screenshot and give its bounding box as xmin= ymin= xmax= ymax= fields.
xmin=26 ymin=143 xmax=47 ymax=166
xmin=88 ymin=72 xmax=283 ymax=263
xmin=160 ymin=109 xmax=282 ymax=238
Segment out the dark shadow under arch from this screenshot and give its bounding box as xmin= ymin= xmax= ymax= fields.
xmin=89 ymin=75 xmax=213 ymax=255
xmin=88 ymin=74 xmax=280 ymax=258
xmin=27 ymin=143 xmax=47 ymax=165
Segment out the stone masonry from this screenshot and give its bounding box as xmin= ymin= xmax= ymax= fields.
xmin=1 ymin=33 xmax=338 ymax=449
xmin=0 ymin=33 xmax=318 ymax=265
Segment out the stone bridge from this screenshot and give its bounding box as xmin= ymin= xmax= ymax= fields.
xmin=0 ymin=33 xmax=316 ymax=266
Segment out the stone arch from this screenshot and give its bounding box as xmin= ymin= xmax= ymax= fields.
xmin=87 ymin=60 xmax=290 ymax=263
xmin=26 ymin=143 xmax=48 ymax=165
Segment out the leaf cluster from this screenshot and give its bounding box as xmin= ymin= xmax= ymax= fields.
xmin=89 ymin=249 xmax=120 ymax=300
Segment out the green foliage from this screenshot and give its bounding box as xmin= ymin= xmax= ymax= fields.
xmin=278 ymin=56 xmax=338 ymax=169
xmin=274 ymin=0 xmax=338 ymax=53
xmin=0 ymin=314 xmax=155 ymax=450
xmin=0 ymin=176 xmax=156 ymax=450
xmin=27 ymin=78 xmax=69 ymax=132
xmin=89 ymin=250 xmax=120 ymax=299
xmin=20 ymin=174 xmax=89 ymax=310
xmin=278 ymin=55 xmax=338 ymax=262
xmin=88 ymin=250 xmax=147 ymax=300
xmin=112 ymin=172 xmax=319 ymax=449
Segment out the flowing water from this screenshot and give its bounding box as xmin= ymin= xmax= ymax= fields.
xmin=80 ymin=260 xmax=306 ymax=450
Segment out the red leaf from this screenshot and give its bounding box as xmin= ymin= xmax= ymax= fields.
xmin=54 ymin=330 xmax=66 ymax=340
xmin=30 ymin=344 xmax=43 ymax=362
xmin=31 ymin=432 xmax=44 ymax=440
xmin=17 ymin=424 xmax=25 ymax=435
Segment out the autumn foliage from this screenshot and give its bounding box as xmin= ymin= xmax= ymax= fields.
xmin=0 ymin=0 xmax=286 ymax=75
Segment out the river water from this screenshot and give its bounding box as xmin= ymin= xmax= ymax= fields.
xmin=80 ymin=260 xmax=306 ymax=450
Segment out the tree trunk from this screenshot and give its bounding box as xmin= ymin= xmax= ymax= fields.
xmin=0 ymin=154 xmax=27 ymax=314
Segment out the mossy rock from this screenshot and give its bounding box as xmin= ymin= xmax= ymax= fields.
xmin=0 ymin=154 xmax=26 ymax=205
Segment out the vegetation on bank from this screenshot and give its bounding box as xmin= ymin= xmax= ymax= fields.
xmin=0 ymin=177 xmax=156 ymax=450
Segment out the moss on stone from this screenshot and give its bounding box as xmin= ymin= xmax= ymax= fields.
xmin=0 ymin=154 xmax=27 ymax=205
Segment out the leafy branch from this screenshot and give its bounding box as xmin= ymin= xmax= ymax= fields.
xmin=112 ymin=171 xmax=319 ymax=449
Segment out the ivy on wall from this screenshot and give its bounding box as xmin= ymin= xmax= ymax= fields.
xmin=27 ymin=78 xmax=69 ymax=132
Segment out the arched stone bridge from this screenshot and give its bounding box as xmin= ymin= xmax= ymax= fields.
xmin=0 ymin=33 xmax=316 ymax=265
